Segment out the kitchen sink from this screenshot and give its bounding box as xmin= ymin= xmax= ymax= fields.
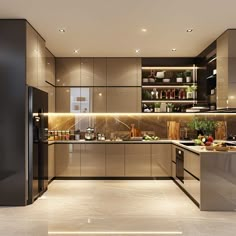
xmin=179 ymin=141 xmax=195 ymax=146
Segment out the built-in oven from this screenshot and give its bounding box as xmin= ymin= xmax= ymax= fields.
xmin=176 ymin=148 xmax=184 ymax=183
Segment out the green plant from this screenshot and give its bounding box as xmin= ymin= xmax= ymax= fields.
xmin=166 ymin=103 xmax=174 ymax=108
xmin=176 ymin=72 xmax=183 ymax=78
xmin=154 ymin=102 xmax=161 ymax=108
xmin=191 ymin=85 xmax=197 ymax=91
xmin=187 ymin=117 xmax=218 ymax=135
xmin=185 ymin=71 xmax=192 ymax=77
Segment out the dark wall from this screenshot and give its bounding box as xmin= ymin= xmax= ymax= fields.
xmin=0 ymin=20 xmax=27 ymax=205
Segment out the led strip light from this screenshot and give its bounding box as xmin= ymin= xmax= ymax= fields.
xmin=48 ymin=231 xmax=183 ymax=235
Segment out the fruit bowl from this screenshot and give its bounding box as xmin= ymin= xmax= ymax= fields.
xmin=205 ymin=146 xmax=215 ymax=151
xmin=215 ymin=146 xmax=228 ymax=152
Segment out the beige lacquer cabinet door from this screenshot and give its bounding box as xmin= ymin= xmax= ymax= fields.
xmin=107 ymin=58 xmax=141 ymax=86
xmin=93 ymin=87 xmax=107 ymax=112
xmin=81 ymin=144 xmax=106 ymax=176
xmin=55 ymin=144 xmax=81 ymax=177
xmin=56 ymin=58 xmax=81 ymax=86
xmin=106 ymin=144 xmax=125 ymax=176
xmin=125 ymin=144 xmax=151 ymax=176
xmin=152 ymin=144 xmax=172 ymax=177
xmin=107 ymin=87 xmax=141 ymax=112
xmin=81 ymin=58 xmax=94 ymax=86
xmin=45 ymin=49 xmax=55 ymax=85
xmin=37 ymin=35 xmax=46 ymax=89
xmin=26 ymin=24 xmax=38 ymax=87
xmin=94 ymin=58 xmax=107 ymax=86
xmin=56 ymin=87 xmax=70 ymax=112
xmin=48 ymin=144 xmax=55 ymax=181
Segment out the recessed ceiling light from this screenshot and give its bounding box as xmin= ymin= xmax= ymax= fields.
xmin=186 ymin=29 xmax=193 ymax=32
xmin=172 ymin=48 xmax=177 ymax=51
xmin=98 ymin=93 xmax=102 ymax=97
xmin=141 ymin=28 xmax=147 ymax=32
xmin=135 ymin=49 xmax=140 ymax=53
xmin=74 ymin=49 xmax=79 ymax=54
xmin=59 ymin=28 xmax=65 ymax=33
xmin=57 ymin=79 xmax=60 ymax=82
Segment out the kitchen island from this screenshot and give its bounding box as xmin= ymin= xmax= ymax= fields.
xmin=49 ymin=140 xmax=236 ymax=211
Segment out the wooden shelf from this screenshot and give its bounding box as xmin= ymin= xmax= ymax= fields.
xmin=142 ymin=100 xmax=196 ymax=103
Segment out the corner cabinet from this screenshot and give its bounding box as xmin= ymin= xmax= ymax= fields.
xmin=141 ymin=66 xmax=198 ymax=113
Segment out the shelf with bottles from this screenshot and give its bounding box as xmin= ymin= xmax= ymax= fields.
xmin=142 ymin=66 xmax=197 ymax=85
xmin=142 ymin=86 xmax=197 ymax=101
xmin=142 ymin=102 xmax=197 ymax=113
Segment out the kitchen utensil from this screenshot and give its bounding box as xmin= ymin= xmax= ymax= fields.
xmin=163 ymin=78 xmax=170 ymax=82
xmin=85 ymin=127 xmax=95 ymax=140
xmin=156 ymin=71 xmax=165 ymax=78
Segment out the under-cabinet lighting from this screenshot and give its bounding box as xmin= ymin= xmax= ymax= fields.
xmin=59 ymin=28 xmax=65 ymax=33
xmin=46 ymin=112 xmax=236 ymax=117
xmin=141 ymin=28 xmax=147 ymax=32
xmin=172 ymin=48 xmax=177 ymax=51
xmin=142 ymin=85 xmax=192 ymax=88
xmin=135 ymin=49 xmax=141 ymax=53
xmin=48 ymin=231 xmax=183 ymax=235
xmin=74 ymin=49 xmax=79 ymax=54
xmin=142 ymin=66 xmax=198 ymax=70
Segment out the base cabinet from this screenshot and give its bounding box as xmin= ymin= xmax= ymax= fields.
xmin=152 ymin=144 xmax=171 ymax=176
xmin=81 ymin=144 xmax=106 ymax=176
xmin=55 ymin=144 xmax=81 ymax=177
xmin=125 ymin=144 xmax=151 ymax=176
xmin=106 ymin=144 xmax=125 ymax=176
xmin=48 ymin=144 xmax=55 ymax=181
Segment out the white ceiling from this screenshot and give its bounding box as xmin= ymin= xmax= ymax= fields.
xmin=0 ymin=0 xmax=236 ymax=57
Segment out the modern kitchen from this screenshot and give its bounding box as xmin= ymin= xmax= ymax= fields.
xmin=1 ymin=1 xmax=236 ymax=235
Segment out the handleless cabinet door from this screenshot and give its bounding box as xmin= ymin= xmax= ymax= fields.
xmin=107 ymin=58 xmax=141 ymax=86
xmin=152 ymin=144 xmax=171 ymax=177
xmin=46 ymin=49 xmax=55 ymax=85
xmin=107 ymin=87 xmax=141 ymax=112
xmin=48 ymin=144 xmax=55 ymax=181
xmin=81 ymin=58 xmax=94 ymax=86
xmin=56 ymin=87 xmax=70 ymax=112
xmin=94 ymin=58 xmax=107 ymax=86
xmin=81 ymin=144 xmax=106 ymax=176
xmin=37 ymin=35 xmax=46 ymax=88
xmin=125 ymin=144 xmax=151 ymax=176
xmin=26 ymin=24 xmax=38 ymax=87
xmin=55 ymin=144 xmax=81 ymax=177
xmin=56 ymin=58 xmax=81 ymax=86
xmin=93 ymin=87 xmax=107 ymax=112
xmin=106 ymin=144 xmax=125 ymax=176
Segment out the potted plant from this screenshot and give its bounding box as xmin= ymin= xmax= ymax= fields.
xmin=187 ymin=117 xmax=218 ymax=136
xmin=191 ymin=85 xmax=197 ymax=99
xmin=186 ymin=86 xmax=193 ymax=99
xmin=166 ymin=103 xmax=174 ymax=112
xmin=185 ymin=71 xmax=192 ymax=83
xmin=176 ymin=72 xmax=183 ymax=82
xmin=154 ymin=102 xmax=161 ymax=112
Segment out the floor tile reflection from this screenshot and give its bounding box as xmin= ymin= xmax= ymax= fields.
xmin=0 ymin=180 xmax=236 ymax=236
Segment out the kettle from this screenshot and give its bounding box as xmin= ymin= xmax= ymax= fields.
xmin=85 ymin=127 xmax=95 ymax=140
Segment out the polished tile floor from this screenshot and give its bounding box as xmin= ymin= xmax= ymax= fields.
xmin=0 ymin=180 xmax=236 ymax=236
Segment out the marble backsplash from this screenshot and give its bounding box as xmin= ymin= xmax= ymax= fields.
xmin=48 ymin=114 xmax=236 ymax=140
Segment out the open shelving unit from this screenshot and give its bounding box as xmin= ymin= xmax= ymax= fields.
xmin=141 ymin=65 xmax=198 ymax=113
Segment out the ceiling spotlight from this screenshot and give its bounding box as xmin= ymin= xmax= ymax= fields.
xmin=186 ymin=29 xmax=193 ymax=32
xmin=56 ymin=79 xmax=60 ymax=82
xmin=172 ymin=48 xmax=177 ymax=51
xmin=98 ymin=93 xmax=102 ymax=97
xmin=135 ymin=49 xmax=140 ymax=53
xmin=59 ymin=28 xmax=65 ymax=33
xmin=141 ymin=28 xmax=147 ymax=32
xmin=74 ymin=49 xmax=79 ymax=54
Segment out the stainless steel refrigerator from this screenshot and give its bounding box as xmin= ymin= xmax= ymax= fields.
xmin=28 ymin=87 xmax=48 ymax=204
